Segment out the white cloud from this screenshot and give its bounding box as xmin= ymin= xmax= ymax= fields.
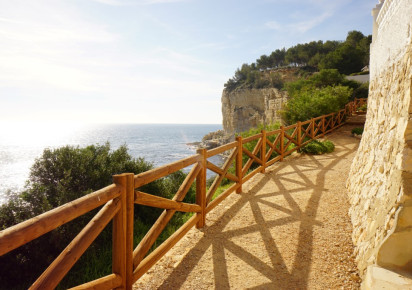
xmin=265 ymin=21 xmax=282 ymax=30
xmin=288 ymin=12 xmax=333 ymax=33
xmin=90 ymin=0 xmax=190 ymax=5
xmin=266 ymin=10 xmax=333 ymax=33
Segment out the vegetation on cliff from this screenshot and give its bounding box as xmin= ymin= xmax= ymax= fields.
xmin=282 ymin=85 xmax=352 ymax=124
xmin=0 ymin=144 xmax=194 ymax=289
xmin=281 ymin=69 xmax=359 ymax=124
xmin=224 ymin=30 xmax=371 ymax=92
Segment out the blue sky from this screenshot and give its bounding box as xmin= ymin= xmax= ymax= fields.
xmin=0 ymin=0 xmax=377 ymax=124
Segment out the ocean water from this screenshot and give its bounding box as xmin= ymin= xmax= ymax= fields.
xmin=0 ymin=123 xmax=222 ymax=203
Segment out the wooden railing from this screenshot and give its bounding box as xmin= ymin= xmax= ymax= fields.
xmin=0 ymin=98 xmax=367 ymax=289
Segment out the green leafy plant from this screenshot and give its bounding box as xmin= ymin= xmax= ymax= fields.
xmin=357 ymin=104 xmax=367 ymax=112
xmin=301 ymin=140 xmax=335 ymax=155
xmin=351 ymin=127 xmax=364 ymax=135
xmin=282 ymin=85 xmax=352 ymax=124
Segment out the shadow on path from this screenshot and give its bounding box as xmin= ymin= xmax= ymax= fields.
xmin=154 ymin=127 xmax=360 ymax=289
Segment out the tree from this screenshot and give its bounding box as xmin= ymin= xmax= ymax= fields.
xmin=285 ymin=46 xmax=300 ymax=66
xmin=269 ymin=48 xmax=286 ymax=67
xmin=256 ymin=55 xmax=271 ymax=69
xmin=309 ymin=69 xmax=344 ymax=87
xmin=319 ymin=44 xmax=364 ymax=75
xmin=0 ymin=143 xmax=193 ymax=288
xmin=346 ymin=30 xmax=366 ymax=48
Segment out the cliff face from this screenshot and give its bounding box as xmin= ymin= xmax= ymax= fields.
xmin=221 ymin=88 xmax=288 ymax=133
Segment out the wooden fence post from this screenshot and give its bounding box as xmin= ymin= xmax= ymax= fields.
xmin=310 ymin=118 xmax=315 ymax=139
xmin=196 ymin=149 xmax=206 ymax=228
xmin=236 ymin=136 xmax=243 ymax=193
xmin=297 ymin=121 xmax=301 ymax=152
xmin=322 ymin=116 xmax=326 ymax=137
xmin=261 ymin=130 xmax=266 ymax=173
xmin=125 ymin=173 xmax=134 ymax=290
xmin=112 ymin=173 xmax=134 ymax=290
xmin=112 ymin=174 xmax=127 ymax=290
xmin=280 ymin=126 xmax=284 ymax=161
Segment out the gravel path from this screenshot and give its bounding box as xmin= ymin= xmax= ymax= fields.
xmin=134 ymin=125 xmax=362 ymax=289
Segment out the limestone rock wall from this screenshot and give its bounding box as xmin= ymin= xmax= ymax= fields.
xmin=221 ymin=88 xmax=288 ymax=133
xmin=346 ymin=0 xmax=412 ymax=278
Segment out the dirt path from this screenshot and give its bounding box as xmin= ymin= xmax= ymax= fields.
xmin=133 ymin=125 xmax=362 ymax=289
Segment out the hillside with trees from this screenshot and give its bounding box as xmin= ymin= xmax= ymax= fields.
xmin=224 ymin=30 xmax=371 ymax=92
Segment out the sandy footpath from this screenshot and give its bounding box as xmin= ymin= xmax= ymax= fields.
xmin=133 ymin=124 xmax=362 ymax=290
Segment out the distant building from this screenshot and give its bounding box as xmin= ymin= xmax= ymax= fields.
xmin=361 ymin=65 xmax=369 ymax=72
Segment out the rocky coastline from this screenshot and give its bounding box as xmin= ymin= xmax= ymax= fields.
xmin=187 ymin=129 xmax=234 ymax=151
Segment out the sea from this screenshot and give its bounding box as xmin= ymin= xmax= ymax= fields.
xmin=0 ymin=123 xmax=222 ymax=203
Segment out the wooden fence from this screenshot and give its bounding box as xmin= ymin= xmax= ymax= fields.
xmin=0 ymin=98 xmax=367 ymax=289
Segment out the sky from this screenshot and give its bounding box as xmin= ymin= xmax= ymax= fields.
xmin=0 ymin=0 xmax=377 ymax=125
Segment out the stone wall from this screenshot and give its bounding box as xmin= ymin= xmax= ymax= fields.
xmin=221 ymin=88 xmax=288 ymax=133
xmin=346 ymin=0 xmax=412 ymax=279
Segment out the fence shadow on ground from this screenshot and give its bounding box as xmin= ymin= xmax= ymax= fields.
xmin=157 ymin=128 xmax=359 ymax=289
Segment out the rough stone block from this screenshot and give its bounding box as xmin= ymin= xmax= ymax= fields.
xmin=362 ymin=265 xmax=412 ymax=290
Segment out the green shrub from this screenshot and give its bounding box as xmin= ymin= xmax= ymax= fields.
xmin=0 ymin=143 xmax=193 ymax=289
xmin=351 ymin=127 xmax=364 ymax=135
xmin=301 ymin=140 xmax=335 ymax=155
xmin=357 ymin=103 xmax=367 ymax=112
xmin=322 ymin=140 xmax=335 ymax=153
xmin=282 ymin=85 xmax=352 ymax=124
xmin=309 ymin=69 xmax=344 ymax=88
xmin=353 ymin=82 xmax=369 ymax=99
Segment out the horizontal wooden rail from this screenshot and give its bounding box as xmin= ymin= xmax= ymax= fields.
xmin=301 ymin=119 xmax=312 ymax=125
xmin=0 ymin=184 xmax=121 ymax=256
xmin=135 ymin=191 xmax=201 ymax=213
xmin=242 ymin=133 xmax=263 ymax=143
xmin=266 ymin=128 xmax=281 ymax=136
xmin=283 ymin=123 xmax=298 ymax=131
xmin=206 ymin=141 xmax=237 ymax=158
xmin=266 ymin=155 xmax=282 ymax=167
xmin=134 ymin=154 xmax=201 ymax=188
xmin=69 ymin=273 xmax=122 ymax=290
xmin=243 ymin=166 xmax=264 ymax=183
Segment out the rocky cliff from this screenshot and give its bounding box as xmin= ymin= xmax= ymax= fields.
xmin=221 ymin=88 xmax=288 ymax=133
